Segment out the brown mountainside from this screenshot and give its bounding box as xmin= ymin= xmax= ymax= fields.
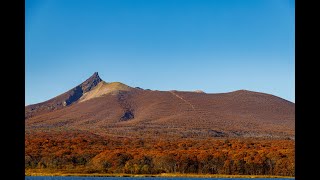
xmin=25 ymin=72 xmax=295 ymax=139
xmin=25 ymin=72 xmax=102 ymax=119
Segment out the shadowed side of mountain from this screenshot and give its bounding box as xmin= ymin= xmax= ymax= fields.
xmin=25 ymin=72 xmax=102 ymax=119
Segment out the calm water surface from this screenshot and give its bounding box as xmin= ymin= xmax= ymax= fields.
xmin=25 ymin=177 xmax=294 ymax=180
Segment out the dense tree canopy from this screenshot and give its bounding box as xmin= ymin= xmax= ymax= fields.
xmin=25 ymin=131 xmax=294 ymax=176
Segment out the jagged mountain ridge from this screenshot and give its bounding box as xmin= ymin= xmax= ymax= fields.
xmin=25 ymin=72 xmax=102 ymax=118
xmin=25 ymin=72 xmax=295 ymax=139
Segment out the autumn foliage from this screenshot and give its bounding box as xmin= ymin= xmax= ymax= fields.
xmin=25 ymin=131 xmax=294 ymax=176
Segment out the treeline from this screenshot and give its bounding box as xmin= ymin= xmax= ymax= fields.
xmin=25 ymin=131 xmax=294 ymax=176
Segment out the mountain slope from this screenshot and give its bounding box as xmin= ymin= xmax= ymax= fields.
xmin=79 ymin=81 xmax=133 ymax=103
xmin=25 ymin=72 xmax=295 ymax=139
xmin=25 ymin=72 xmax=102 ymax=119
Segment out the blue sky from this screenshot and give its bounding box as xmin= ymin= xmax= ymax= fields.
xmin=26 ymin=0 xmax=295 ymax=105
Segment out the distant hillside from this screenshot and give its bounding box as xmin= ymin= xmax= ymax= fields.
xmin=25 ymin=72 xmax=295 ymax=139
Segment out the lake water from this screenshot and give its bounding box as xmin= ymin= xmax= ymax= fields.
xmin=25 ymin=177 xmax=294 ymax=180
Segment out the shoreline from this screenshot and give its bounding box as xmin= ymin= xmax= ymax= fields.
xmin=25 ymin=170 xmax=294 ymax=178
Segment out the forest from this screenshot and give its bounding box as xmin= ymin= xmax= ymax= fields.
xmin=25 ymin=131 xmax=294 ymax=176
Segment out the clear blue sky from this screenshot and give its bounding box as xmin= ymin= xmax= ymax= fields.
xmin=26 ymin=0 xmax=295 ymax=105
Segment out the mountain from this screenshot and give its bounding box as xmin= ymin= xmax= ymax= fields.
xmin=25 ymin=72 xmax=295 ymax=139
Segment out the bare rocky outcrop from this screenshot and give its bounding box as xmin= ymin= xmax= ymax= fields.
xmin=25 ymin=72 xmax=102 ymax=119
